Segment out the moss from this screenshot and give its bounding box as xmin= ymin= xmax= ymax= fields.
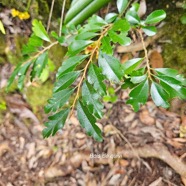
xmin=161 ymin=5 xmax=186 ymax=75
xmin=25 ymin=81 xmax=53 ymax=115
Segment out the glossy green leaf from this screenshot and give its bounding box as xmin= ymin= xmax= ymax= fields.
xmin=76 ymin=32 xmax=98 ymax=40
xmin=108 ymin=30 xmax=131 ymax=45
xmin=54 ymin=71 xmax=80 ymax=92
xmin=43 ymin=109 xmax=69 ymax=138
xmin=98 ymin=52 xmax=123 ymax=83
xmin=45 ymin=88 xmax=74 ymax=113
xmin=156 ymin=75 xmax=186 ymax=99
xmin=87 ymin=64 xmax=106 ymax=96
xmin=181 ymin=14 xmax=186 ymax=24
xmin=142 ymin=26 xmax=157 ymax=36
xmin=101 ymin=36 xmax=113 ymax=54
xmin=57 ymin=55 xmax=88 ymax=77
xmin=131 ymin=74 xmax=147 ymax=84
xmin=17 ymin=61 xmax=32 ymax=90
xmin=32 ymin=19 xmax=50 ymax=42
xmin=68 ymin=40 xmax=93 ymax=56
xmin=117 ymin=0 xmax=128 ymax=13
xmin=31 ymin=52 xmax=48 ymax=80
xmin=121 ymin=78 xmax=135 ymax=89
xmin=82 ymin=81 xmax=103 ymax=118
xmin=88 ymin=15 xmax=107 ymax=26
xmin=22 ymin=34 xmax=43 ymax=55
xmin=77 ymin=101 xmax=102 ymax=142
xmin=7 ymin=63 xmax=21 ymax=90
xmin=105 ymin=13 xmax=118 ymax=23
xmin=112 ymin=19 xmax=130 ymax=32
xmin=126 ymin=10 xmax=140 ymax=24
xmin=127 ymin=79 xmax=149 ymax=112
xmin=145 ymin=10 xmax=166 ymax=24
xmin=122 ymin=58 xmax=143 ymax=74
xmin=150 ymin=82 xmax=170 ymax=108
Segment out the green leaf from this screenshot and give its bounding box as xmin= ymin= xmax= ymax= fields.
xmin=82 ymin=81 xmax=103 ymax=118
xmin=154 ymin=68 xmax=186 ymax=85
xmin=121 ymin=78 xmax=135 ymax=89
xmin=31 ymin=52 xmax=48 ymax=80
xmin=57 ymin=55 xmax=88 ymax=77
xmin=98 ymin=52 xmax=123 ymax=83
xmin=156 ymin=75 xmax=186 ymax=99
xmin=87 ymin=64 xmax=106 ymax=96
xmin=0 ymin=20 xmax=5 ymax=34
xmin=54 ymin=71 xmax=80 ymax=92
xmin=68 ymin=40 xmax=93 ymax=56
xmin=101 ymin=36 xmax=113 ymax=54
xmin=127 ymin=79 xmax=149 ymax=112
xmin=145 ymin=10 xmax=166 ymax=24
xmin=150 ymin=82 xmax=170 ymax=108
xmin=105 ymin=13 xmax=118 ymax=23
xmin=88 ymin=15 xmax=107 ymax=26
xmin=77 ymin=101 xmax=102 ymax=142
xmin=180 ymin=14 xmax=186 ymax=24
xmin=45 ymin=88 xmax=74 ymax=113
xmin=32 ymin=19 xmax=50 ymax=42
xmin=7 ymin=63 xmax=21 ymax=90
xmin=43 ymin=109 xmax=69 ymax=138
xmin=108 ymin=30 xmax=131 ymax=45
xmin=142 ymin=26 xmax=157 ymax=36
xmin=17 ymin=61 xmax=32 ymax=90
xmin=76 ymin=32 xmax=98 ymax=40
xmin=112 ymin=19 xmax=130 ymax=32
xmin=22 ymin=34 xmax=43 ymax=55
xmin=117 ymin=0 xmax=128 ymax=13
xmin=126 ymin=10 xmax=140 ymax=25
xmin=131 ymin=74 xmax=147 ymax=84
xmin=122 ymin=58 xmax=143 ymax=74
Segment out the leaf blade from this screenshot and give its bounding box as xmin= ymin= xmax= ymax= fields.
xmin=77 ymin=101 xmax=102 ymax=142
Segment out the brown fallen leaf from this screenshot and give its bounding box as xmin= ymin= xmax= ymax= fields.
xmin=149 ymin=50 xmax=164 ymax=68
xmin=139 ymin=110 xmax=155 ymax=125
xmin=0 ymin=142 xmax=10 ymax=156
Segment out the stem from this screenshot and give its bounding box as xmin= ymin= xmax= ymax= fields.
xmin=26 ymin=0 xmax=32 ymax=11
xmin=69 ymin=25 xmax=112 ymax=116
xmin=59 ymin=0 xmax=67 ymax=37
xmin=21 ymin=41 xmax=58 ymax=66
xmin=137 ymin=29 xmax=152 ymax=80
xmin=47 ymin=0 xmax=56 ymax=33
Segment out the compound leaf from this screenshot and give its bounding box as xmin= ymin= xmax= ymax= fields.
xmin=77 ymin=101 xmax=103 ymax=142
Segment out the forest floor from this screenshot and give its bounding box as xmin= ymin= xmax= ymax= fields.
xmin=1 ymin=92 xmax=186 ymax=186
xmin=1 ymin=1 xmax=186 ymax=186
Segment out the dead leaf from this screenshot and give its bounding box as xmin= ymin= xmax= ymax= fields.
xmin=149 ymin=177 xmax=163 ymax=186
xmin=139 ymin=110 xmax=155 ymax=125
xmin=0 ymin=142 xmax=10 ymax=156
xmin=149 ymin=50 xmax=164 ymax=68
